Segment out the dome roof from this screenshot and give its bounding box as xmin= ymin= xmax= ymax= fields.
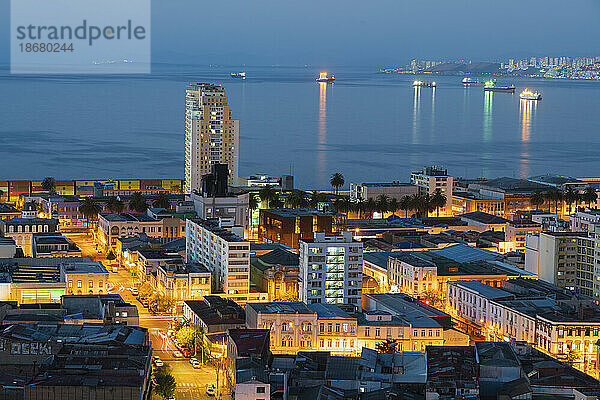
xmin=22 ymin=201 xmax=37 ymax=211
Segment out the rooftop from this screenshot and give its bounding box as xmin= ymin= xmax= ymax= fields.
xmin=228 ymin=328 xmax=270 ymax=356
xmin=251 ymin=248 xmax=299 ymax=272
xmin=459 ymin=211 xmax=509 ymax=225
xmin=247 ymin=302 xmax=314 ymax=315
xmin=99 ymin=212 xmax=155 ymax=222
xmin=261 ymin=208 xmax=341 ymax=218
xmin=451 ymin=280 xmax=514 ymax=300
xmin=189 ymin=218 xmax=247 ymax=242
xmin=0 ymin=203 xmax=19 ymax=214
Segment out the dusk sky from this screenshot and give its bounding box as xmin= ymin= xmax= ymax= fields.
xmin=2 ymin=0 xmax=600 ymax=66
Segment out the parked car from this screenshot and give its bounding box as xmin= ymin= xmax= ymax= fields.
xmin=154 ymin=358 xmax=164 ymax=367
xmin=131 ymin=288 xmax=138 ymax=296
xmin=172 ymin=350 xmax=183 ymax=358
xmin=181 ymin=348 xmax=191 ymax=358
xmin=190 ymin=359 xmax=201 ymax=369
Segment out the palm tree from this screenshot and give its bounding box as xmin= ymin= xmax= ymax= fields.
xmin=153 ymin=192 xmax=171 ymax=209
xmin=270 ymin=197 xmax=284 ymax=208
xmin=330 ymin=173 xmax=345 ymax=195
xmin=153 ymin=366 xmax=177 ymax=400
xmin=334 ymin=198 xmax=352 ymax=215
xmin=286 ymin=190 xmax=309 ymax=208
xmin=129 ymin=192 xmax=148 ymax=212
xmin=249 ymin=194 xmax=259 ymax=212
xmin=529 ymin=190 xmax=545 ymax=210
xmin=430 ymin=189 xmax=447 ymax=217
xmin=375 ymin=194 xmax=390 ymax=218
xmin=409 ymin=193 xmax=424 ymax=218
xmin=354 ymin=200 xmax=366 ymax=218
xmin=399 ymin=195 xmax=412 ymax=218
xmin=106 ymin=196 xmax=124 ymax=213
xmin=365 ymin=198 xmax=377 ymax=219
xmin=582 ymin=186 xmax=598 ymax=208
xmin=544 ymin=189 xmax=563 ymax=215
xmin=388 ymin=197 xmax=400 ymax=217
xmin=309 ymin=191 xmax=328 ymax=208
xmin=41 ymin=177 xmax=57 ymax=194
xmin=259 ymin=185 xmax=278 ymax=208
xmin=564 ymin=187 xmax=579 ymax=214
xmin=79 ymin=197 xmax=101 ymax=227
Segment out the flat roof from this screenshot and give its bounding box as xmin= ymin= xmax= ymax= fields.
xmin=247 ymin=302 xmax=314 ymax=315
xmin=459 ymin=211 xmax=509 ymax=225
xmin=189 ymin=218 xmax=247 ymax=242
xmin=451 ymin=280 xmax=513 ymax=300
xmin=100 ymin=212 xmax=155 ymax=222
xmin=262 ymin=208 xmax=340 ymax=218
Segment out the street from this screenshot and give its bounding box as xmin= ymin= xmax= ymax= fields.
xmin=65 ymin=231 xmax=231 ymax=400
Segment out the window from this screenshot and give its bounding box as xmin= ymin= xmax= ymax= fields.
xmin=365 ymin=327 xmax=370 ymax=337
xmin=89 ymin=280 xmax=93 ymax=288
xmin=320 ymin=323 xmax=324 ymax=333
xmin=68 ymin=280 xmax=73 ymax=288
xmin=257 ymin=387 xmax=265 ymax=394
xmin=375 ymin=328 xmax=380 ymax=337
xmin=77 ymin=280 xmax=82 ymax=288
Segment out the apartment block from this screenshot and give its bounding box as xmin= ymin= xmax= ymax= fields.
xmin=299 ymin=232 xmax=363 ymax=305
xmin=410 ymin=166 xmax=453 ymax=216
xmin=185 ymin=83 xmax=239 ymax=192
xmin=186 ymin=218 xmax=250 ymax=299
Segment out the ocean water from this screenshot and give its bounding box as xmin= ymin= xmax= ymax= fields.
xmin=1 ymin=64 xmax=599 ymax=189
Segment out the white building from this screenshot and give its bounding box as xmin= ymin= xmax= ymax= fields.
xmin=186 ymin=218 xmax=250 ymax=300
xmin=299 ymin=232 xmax=363 ymax=305
xmin=189 ymin=191 xmax=249 ymax=231
xmin=349 ymin=182 xmax=418 ymax=203
xmin=410 ymin=166 xmax=453 ymax=216
xmin=235 ymin=378 xmax=270 ymax=400
xmin=185 ymin=83 xmax=239 ymax=193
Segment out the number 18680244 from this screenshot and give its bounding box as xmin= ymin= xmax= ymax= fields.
xmin=19 ymin=43 xmax=74 ymax=52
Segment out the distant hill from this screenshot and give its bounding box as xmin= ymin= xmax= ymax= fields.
xmin=429 ymin=62 xmax=501 ymax=74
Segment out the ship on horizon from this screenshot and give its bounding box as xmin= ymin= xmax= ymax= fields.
xmin=316 ymin=72 xmax=335 ymax=83
xmin=484 ymin=80 xmax=515 ymax=93
xmin=413 ymin=80 xmax=436 ymax=88
xmin=231 ymin=72 xmax=246 ymax=79
xmin=520 ymin=89 xmax=542 ymax=100
xmin=462 ymin=77 xmax=484 ymax=85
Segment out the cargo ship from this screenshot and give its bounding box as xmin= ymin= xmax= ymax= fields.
xmin=462 ymin=77 xmax=484 ymax=85
xmin=483 ymin=80 xmax=515 ymax=93
xmin=316 ymin=72 xmax=335 ymax=83
xmin=519 ymin=89 xmax=542 ymax=101
xmin=230 ymin=72 xmax=246 ymax=79
xmin=412 ymin=80 xmax=436 ymax=88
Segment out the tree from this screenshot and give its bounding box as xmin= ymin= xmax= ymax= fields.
xmin=176 ymin=326 xmax=197 ymax=349
xmin=249 ymin=194 xmax=259 ymax=212
xmin=259 ymin=185 xmax=278 ymax=208
xmin=41 ymin=177 xmax=57 ymax=194
xmin=582 ymin=186 xmax=597 ymax=208
xmin=129 ymin=192 xmax=148 ymax=213
xmin=430 ymin=189 xmax=447 ymax=217
xmin=334 ymin=198 xmax=352 ymax=215
xmin=150 ymin=293 xmax=175 ymax=313
xmin=309 ymin=191 xmax=328 ymax=208
xmin=79 ymin=197 xmax=101 ymax=227
xmin=375 ymin=194 xmax=390 ymax=218
xmin=529 ymin=190 xmax=545 ymax=210
xmin=375 ymin=339 xmax=398 ymax=354
xmin=364 ymin=198 xmax=377 ymax=219
xmin=399 ymin=195 xmax=412 ymax=218
xmin=564 ymin=187 xmax=579 ymax=214
xmin=286 ymin=190 xmax=309 ymax=208
xmin=330 ymin=173 xmax=345 ymax=195
xmin=270 ymin=197 xmax=284 ymax=208
xmin=153 ymin=366 xmax=177 ymax=400
xmin=388 ymin=197 xmax=400 ymax=218
xmin=153 ymin=192 xmax=171 ymax=209
xmin=138 ymin=282 xmax=153 ymax=298
xmin=106 ymin=196 xmax=124 ymax=213
xmin=565 ymin=347 xmax=581 ymax=365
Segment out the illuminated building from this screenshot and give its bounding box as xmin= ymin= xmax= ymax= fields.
xmin=410 ymin=166 xmax=453 ymax=216
xmin=186 ymin=218 xmax=250 ymax=300
xmin=97 ymin=212 xmax=186 ymax=251
xmin=156 ymin=261 xmax=211 ymax=301
xmin=245 ymin=299 xmax=465 ymax=356
xmin=185 ymin=83 xmax=239 ymax=193
xmin=524 ymin=232 xmax=593 ymax=296
xmin=386 ymin=245 xmax=528 ymax=300
xmin=0 ymin=203 xmax=20 ymax=220
xmin=250 ymin=249 xmax=299 ymax=302
xmin=32 ymin=233 xmax=82 ymax=258
xmin=259 ymin=208 xmax=346 ymax=249
xmin=349 ymin=182 xmax=418 ymax=203
xmin=299 ymin=232 xmax=363 ymax=305
xmin=447 ymin=278 xmax=600 ymax=364
xmin=504 ymin=220 xmax=542 ymax=252
xmin=0 ymin=202 xmax=59 ymax=256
